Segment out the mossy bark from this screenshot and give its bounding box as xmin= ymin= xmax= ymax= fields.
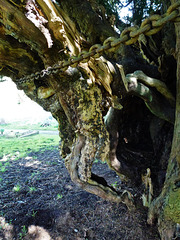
xmin=147 ymin=1 xmax=180 ymax=239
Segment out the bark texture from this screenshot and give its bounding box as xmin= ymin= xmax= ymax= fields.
xmin=147 ymin=1 xmax=180 ymax=239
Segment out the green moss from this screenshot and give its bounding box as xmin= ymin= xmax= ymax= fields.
xmin=164 ymin=187 xmax=180 ymax=223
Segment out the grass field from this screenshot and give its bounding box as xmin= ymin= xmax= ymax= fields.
xmin=1 ymin=121 xmax=58 ymax=131
xmin=0 ymin=134 xmax=60 ymax=160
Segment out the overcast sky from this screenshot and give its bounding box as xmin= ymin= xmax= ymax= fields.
xmin=0 ymin=78 xmax=51 ymax=122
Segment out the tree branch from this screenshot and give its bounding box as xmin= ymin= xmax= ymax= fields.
xmin=118 ymin=65 xmax=175 ymax=124
xmin=0 ymin=0 xmax=48 ymax=52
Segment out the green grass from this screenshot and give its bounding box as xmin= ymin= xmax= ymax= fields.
xmin=18 ymin=225 xmax=27 ymax=239
xmin=57 ymin=193 xmax=63 ymax=200
xmin=1 ymin=121 xmax=58 ymax=131
xmin=13 ymin=184 xmax=21 ymax=192
xmin=0 ymin=135 xmax=60 ymax=159
xmin=28 ymin=186 xmax=37 ymax=193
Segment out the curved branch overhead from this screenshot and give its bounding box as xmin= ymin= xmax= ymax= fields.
xmin=57 ymin=0 xmax=118 ymax=43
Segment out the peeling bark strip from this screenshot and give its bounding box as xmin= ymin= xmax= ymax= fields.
xmin=0 ymin=1 xmax=180 ymax=239
xmin=0 ymin=0 xmax=47 ymax=51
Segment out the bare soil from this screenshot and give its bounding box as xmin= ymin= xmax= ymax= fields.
xmin=0 ymin=145 xmax=160 ymax=240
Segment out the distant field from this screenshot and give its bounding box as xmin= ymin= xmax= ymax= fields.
xmin=0 ymin=134 xmax=60 ymax=159
xmin=0 ymin=121 xmax=59 ymax=131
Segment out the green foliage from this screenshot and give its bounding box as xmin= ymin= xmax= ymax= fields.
xmin=130 ymin=0 xmax=163 ymax=24
xmin=97 ymin=0 xmax=121 ymax=15
xmin=96 ymin=0 xmax=163 ymax=26
xmin=96 ymin=0 xmax=126 ymax=30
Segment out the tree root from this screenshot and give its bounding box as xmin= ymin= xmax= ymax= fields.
xmin=65 ymin=135 xmax=135 ymax=210
xmin=57 ymin=77 xmax=136 ymax=210
xmin=104 ymin=107 xmax=139 ymax=182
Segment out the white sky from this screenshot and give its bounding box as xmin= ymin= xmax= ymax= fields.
xmin=118 ymin=1 xmax=132 ymax=22
xmin=0 ymin=78 xmax=51 ymax=122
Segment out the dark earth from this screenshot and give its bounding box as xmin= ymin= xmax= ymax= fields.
xmin=0 ymin=143 xmax=160 ymax=240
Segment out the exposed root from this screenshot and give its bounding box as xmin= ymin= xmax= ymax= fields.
xmin=64 ymin=133 xmax=135 ymax=210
